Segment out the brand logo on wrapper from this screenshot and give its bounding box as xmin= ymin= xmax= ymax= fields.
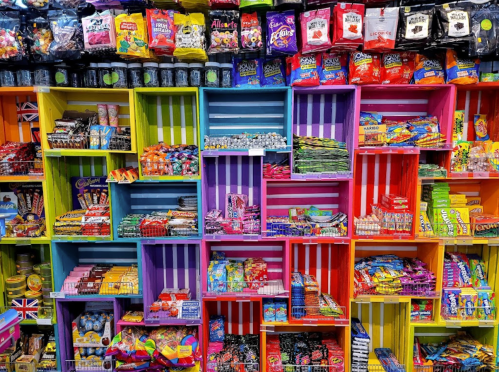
xmin=323 ymin=56 xmax=341 ymax=71
xmin=441 ymin=210 xmax=454 ymax=235
xmin=263 ymin=61 xmax=281 ymax=77
xmin=299 ymin=55 xmax=317 ymax=70
xmin=423 ymin=59 xmax=442 ymax=70
xmin=455 ymin=211 xmax=468 ymax=234
xmin=383 ymin=53 xmax=402 ymax=68
xmin=476 ymin=264 xmax=486 ymax=280
xmin=238 ymin=61 xmax=257 ymax=77
xmin=448 ymin=292 xmax=458 ymax=314
xmin=483 ymin=298 xmax=492 ymax=315
xmin=75 ymin=178 xmax=102 ymax=189
xmin=353 ymin=52 xmax=372 ymax=65
xmin=270 ymin=25 xmax=294 ymax=46
xmin=211 ymin=19 xmax=237 ymax=29
xmin=457 ymin=261 xmax=471 ymax=284
xmin=120 ymin=22 xmax=138 ymax=31
xmin=86 ymin=19 xmax=111 ymax=33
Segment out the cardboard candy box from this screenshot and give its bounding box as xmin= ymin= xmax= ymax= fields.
xmin=72 ymin=311 xmax=114 ymax=348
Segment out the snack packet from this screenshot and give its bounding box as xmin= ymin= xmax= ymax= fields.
xmin=474 ymin=114 xmax=490 ymax=141
xmin=397 ymin=6 xmax=434 ymax=49
xmin=115 ymin=13 xmax=149 ymax=58
xmin=26 ymin=15 xmax=53 ymax=61
xmin=414 ymin=54 xmax=445 ymax=84
xmin=48 ymin=10 xmax=83 ymax=60
xmin=208 ymin=10 xmax=239 ymax=54
xmin=381 ymin=52 xmax=415 ymax=84
xmin=241 ymin=12 xmax=262 ymax=52
xmin=435 ymin=2 xmax=472 ymax=45
xmin=82 ymin=11 xmax=116 ymax=52
xmin=332 ymin=3 xmax=364 ymax=49
xmin=300 ymin=8 xmax=331 ymax=54
xmin=290 ymin=52 xmax=320 ymax=86
xmin=0 ymin=11 xmax=23 ymax=61
xmin=445 ymin=49 xmax=479 ymax=85
xmin=320 ymin=52 xmax=348 ymax=85
xmin=173 ymin=13 xmax=207 ymax=61
xmin=262 ymin=58 xmax=285 ymax=87
xmin=233 ymin=58 xmax=262 ymax=88
xmin=364 ymin=7 xmax=399 ymax=52
xmin=266 ymin=10 xmax=298 ymax=56
xmin=146 ymin=9 xmax=176 ymax=55
xmin=349 ymin=51 xmax=381 ymax=85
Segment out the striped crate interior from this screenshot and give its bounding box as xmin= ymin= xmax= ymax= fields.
xmin=0 ymin=91 xmax=38 ymax=145
xmin=202 ymin=241 xmax=288 ymax=293
xmin=359 ymin=85 xmax=455 ymax=149
xmin=202 ymin=155 xmax=262 ymax=220
xmin=199 ymin=88 xmax=292 ymax=150
xmin=203 ymin=300 xmax=261 ymax=335
xmin=292 ymin=87 xmax=357 ymax=177
xmin=51 ymin=241 xmax=141 ymax=296
xmin=354 ymin=153 xmax=418 ymax=237
xmin=142 ymin=243 xmax=201 ymax=308
xmin=290 ymin=242 xmax=350 ymax=319
xmin=263 ymin=180 xmax=351 ymax=236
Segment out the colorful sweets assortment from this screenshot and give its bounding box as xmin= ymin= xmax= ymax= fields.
xmin=140 ymin=143 xmax=198 ymax=177
xmin=266 ymin=332 xmax=345 ymax=372
xmin=0 ymin=141 xmax=42 ymax=177
xmin=354 ymin=255 xmax=436 ymax=298
xmin=148 ymin=288 xmax=200 ymax=321
xmin=204 ymin=133 xmax=287 ymax=150
xmin=207 ymin=329 xmax=259 ymax=372
xmin=293 ymin=134 xmax=350 ymax=174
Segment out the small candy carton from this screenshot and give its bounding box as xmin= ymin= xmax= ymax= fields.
xmin=72 ymin=311 xmax=113 ymax=347
xmin=477 ymin=289 xmax=496 ymax=320
xmin=74 ymin=347 xmax=112 ymax=371
xmin=468 ymin=254 xmax=489 ymax=288
xmin=442 ymin=288 xmax=460 ymax=319
xmin=458 ymin=288 xmax=477 ymax=321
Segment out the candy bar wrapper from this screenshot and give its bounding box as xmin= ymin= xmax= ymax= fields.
xmin=477 ymin=289 xmax=496 ymax=320
xmin=459 ymin=289 xmax=478 ymax=320
xmin=442 ymin=287 xmax=461 ymax=319
xmin=225 ymin=193 xmax=247 ymax=219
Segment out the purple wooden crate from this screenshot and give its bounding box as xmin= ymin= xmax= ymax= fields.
xmin=291 ymin=86 xmax=358 ymax=179
xmin=201 ymin=154 xmax=263 ymax=226
xmin=142 ymin=242 xmax=201 ymax=324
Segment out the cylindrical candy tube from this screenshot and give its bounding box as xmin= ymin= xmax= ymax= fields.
xmin=97 ymin=104 xmax=108 ymax=126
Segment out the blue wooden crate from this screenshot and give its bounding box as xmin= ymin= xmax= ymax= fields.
xmin=51 ymin=241 xmax=142 ymax=298
xmin=110 ymin=181 xmax=202 ymax=240
xmin=199 ymin=88 xmax=292 ymax=152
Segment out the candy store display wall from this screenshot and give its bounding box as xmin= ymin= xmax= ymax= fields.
xmin=7 ymin=0 xmax=499 ymax=369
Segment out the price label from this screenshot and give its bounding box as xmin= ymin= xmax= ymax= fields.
xmin=248 ymin=149 xmax=265 ymax=156
xmin=50 ymin=292 xmax=65 ymax=299
xmin=37 ymin=318 xmax=52 ymax=325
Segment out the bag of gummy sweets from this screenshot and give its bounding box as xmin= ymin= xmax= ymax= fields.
xmin=262 ymin=58 xmax=285 ymax=87
xmin=0 ymin=11 xmax=23 ymax=61
xmin=364 ymin=7 xmax=399 ymax=52
xmin=290 ymin=52 xmax=320 ymax=87
xmin=397 ymin=6 xmax=434 ymax=50
xmin=320 ymin=52 xmax=348 ymax=85
xmin=300 ymin=8 xmax=332 ymax=54
xmin=469 ymin=3 xmax=498 ymax=57
xmin=208 ymin=10 xmax=239 ymax=54
xmin=174 ymin=13 xmax=207 ymax=61
xmin=26 ymin=15 xmax=53 ymax=61
xmin=48 ymin=10 xmax=84 ymax=60
xmin=349 ymin=51 xmax=381 ymax=85
xmin=115 ymin=13 xmax=150 ymax=58
xmin=82 ymin=11 xmax=116 ymax=52
xmin=241 ymin=12 xmax=262 ymax=52
xmin=146 ymin=9 xmax=176 ymax=56
xmin=435 ymin=2 xmax=472 ymax=45
xmin=233 ymin=58 xmax=262 ymax=88
xmin=332 ymin=3 xmax=364 ymax=49
xmin=381 ymin=52 xmax=416 ymax=84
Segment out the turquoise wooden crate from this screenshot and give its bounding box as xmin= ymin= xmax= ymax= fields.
xmin=199 ymin=87 xmax=292 ymax=152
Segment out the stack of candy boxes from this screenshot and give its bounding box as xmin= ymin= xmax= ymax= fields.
xmin=441 ymin=252 xmax=496 ymax=322
xmin=72 ymin=310 xmax=114 ymax=371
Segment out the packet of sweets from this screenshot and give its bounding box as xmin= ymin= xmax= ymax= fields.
xmin=115 ymin=13 xmax=149 ymax=58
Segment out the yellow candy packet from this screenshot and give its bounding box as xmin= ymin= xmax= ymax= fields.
xmin=115 ymin=13 xmax=149 ymax=58
xmin=173 ymin=13 xmax=208 ymax=62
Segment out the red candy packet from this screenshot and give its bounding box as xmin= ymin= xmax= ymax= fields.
xmin=332 ymin=3 xmax=364 ymax=50
xmin=364 ymin=7 xmax=399 ymax=52
xmin=349 ymin=51 xmax=381 ymax=85
xmin=146 ymin=9 xmax=176 ymax=56
xmin=300 ymin=8 xmax=332 ymax=54
xmin=290 ymin=52 xmax=321 ymax=87
xmin=381 ymin=52 xmax=416 ymax=84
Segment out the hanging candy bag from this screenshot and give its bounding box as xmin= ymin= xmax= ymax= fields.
xmin=233 ymin=58 xmax=262 ymax=88
xmin=332 ymin=3 xmax=364 ymax=49
xmin=208 ymin=10 xmax=239 ymax=54
xmin=469 ymin=4 xmax=498 ymax=57
xmin=381 ymin=52 xmax=415 ymax=84
xmin=349 ymin=51 xmax=381 ymax=85
xmin=115 ymin=13 xmax=149 ymax=58
xmin=445 ymin=49 xmax=479 ymax=85
xmin=435 ymin=2 xmax=472 ymax=45
xmin=48 ymin=10 xmax=84 ymax=60
xmin=174 ymin=13 xmax=207 ymax=61
xmin=290 ymin=52 xmax=320 ymax=87
xmin=26 ymin=15 xmax=53 ymax=61
xmin=82 ymin=11 xmax=116 ymax=52
xmin=266 ymin=10 xmax=298 ymax=56
xmin=414 ymin=54 xmax=445 ymax=84
xmin=320 ymin=52 xmax=348 ymax=85
xmin=300 ymin=8 xmax=331 ymax=54
xmin=396 ymin=6 xmax=434 ymax=50
xmin=262 ymin=58 xmax=285 ymax=87
xmin=0 ymin=11 xmax=23 ymax=61
xmin=241 ymin=12 xmax=262 ymax=52
xmin=364 ymin=7 xmax=399 ymax=52
xmin=146 ymin=9 xmax=176 ymax=55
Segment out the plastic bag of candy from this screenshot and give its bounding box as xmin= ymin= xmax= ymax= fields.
xmin=349 ymin=51 xmax=380 ymax=85
xmin=174 ymin=13 xmax=207 ymax=61
xmin=145 ymin=326 xmax=199 ymax=367
xmin=241 ymin=12 xmax=262 ymax=52
xmin=300 ymin=8 xmax=331 ymax=54
xmin=266 ymin=10 xmax=297 ymax=56
xmin=364 ymin=7 xmax=399 ymax=52
xmin=106 ymin=327 xmax=150 ymax=362
xmin=445 ymin=49 xmax=479 ymax=85
xmin=26 ymin=15 xmax=53 ymax=61
xmin=414 ymin=53 xmax=445 ymax=84
xmin=208 ymin=10 xmax=239 ymax=54
xmin=290 ymin=52 xmax=320 ymax=86
xmin=435 ymin=2 xmax=472 ymax=46
xmin=381 ymin=52 xmax=415 ymax=84
xmin=332 ymin=3 xmax=364 ymax=50
xmin=146 ymin=9 xmax=176 ymax=56
xmin=20 ymin=0 xmax=48 ymax=10
xmin=48 ymin=10 xmax=83 ymax=60
xmin=320 ymin=52 xmax=348 ymax=85
xmin=0 ymin=11 xmax=23 ymax=61
xmin=262 ymin=58 xmax=285 ymax=87
xmin=82 ymin=11 xmax=116 ymax=52
xmin=115 ymin=13 xmax=149 ymax=58
xmin=469 ymin=4 xmax=498 ymax=57
xmin=209 ymin=0 xmax=239 ymax=9
xmin=397 ymin=6 xmax=434 ymax=50
xmin=233 ymin=58 xmax=262 ymax=88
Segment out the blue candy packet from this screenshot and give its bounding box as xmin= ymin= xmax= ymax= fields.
xmin=209 ymin=315 xmax=225 ymax=342
xmin=233 ymin=58 xmax=262 ymax=88
xmin=262 ymin=58 xmax=286 ymax=87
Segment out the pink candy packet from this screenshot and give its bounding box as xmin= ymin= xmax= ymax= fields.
xmin=82 ymin=11 xmax=117 ymax=51
xmin=300 ymin=8 xmax=332 ymax=54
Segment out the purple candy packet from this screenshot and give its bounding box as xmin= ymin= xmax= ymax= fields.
xmin=266 ymin=10 xmax=298 ymax=56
